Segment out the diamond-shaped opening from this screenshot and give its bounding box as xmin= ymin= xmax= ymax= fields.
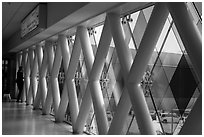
xmin=169 ymin=20 xmax=201 ymax=91
xmin=170 ymin=55 xmax=198 ymax=117
xmin=77 ymin=54 xmax=88 ymax=107
xmin=99 ymin=46 xmax=120 ymax=125
xmin=58 ymin=60 xmax=64 ymax=96
xmin=74 ymin=60 xmax=84 ymax=106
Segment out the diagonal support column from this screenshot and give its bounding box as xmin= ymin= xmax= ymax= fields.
xmin=33 ymin=42 xmax=44 ymax=109
xmin=34 ymin=41 xmax=48 ymax=109
xmin=167 ymin=2 xmax=202 ymax=83
xmin=179 ymin=94 xmax=202 ymax=134
xmin=42 ymin=41 xmax=55 ymax=115
xmin=127 ymin=3 xmax=168 ymax=134
xmin=75 ymin=17 xmax=112 ymax=134
xmin=74 ymin=27 xmax=95 ymax=134
xmin=86 ymin=18 xmax=112 ymax=134
xmin=108 ymin=3 xmax=168 ymax=135
xmin=64 ymin=29 xmax=81 ymax=129
xmin=55 ymin=33 xmax=71 ymax=122
xmin=21 ymin=50 xmax=28 ymax=102
xmin=167 ymin=2 xmax=202 ymax=134
xmin=39 ymin=44 xmax=48 ymax=108
xmin=17 ymin=52 xmax=23 ymax=68
xmin=27 ymin=47 xmax=35 ymax=105
xmin=30 ymin=47 xmax=39 ymax=103
xmin=107 ymin=11 xmax=133 ymax=133
xmin=51 ymin=41 xmax=62 ymax=115
xmin=24 ymin=49 xmax=31 ymax=103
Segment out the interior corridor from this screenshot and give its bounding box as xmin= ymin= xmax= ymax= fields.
xmin=2 ymin=102 xmax=79 ymax=135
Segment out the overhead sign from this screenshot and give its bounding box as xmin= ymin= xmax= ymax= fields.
xmin=21 ymin=5 xmax=39 ymax=38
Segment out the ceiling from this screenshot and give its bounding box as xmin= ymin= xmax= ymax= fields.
xmin=2 ymin=2 xmax=154 ymax=54
xmin=2 ymin=2 xmax=39 ymax=44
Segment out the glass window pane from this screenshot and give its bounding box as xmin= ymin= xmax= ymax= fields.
xmin=151 ymin=65 xmax=169 ymax=99
xmin=142 ymin=6 xmax=154 ymax=22
xmin=162 ymin=29 xmax=182 ymax=54
xmin=129 ymin=11 xmax=140 ymax=31
xmin=162 ymin=66 xmax=177 ymax=83
xmin=155 ymin=17 xmax=170 ymax=52
xmin=94 ymin=25 xmax=104 ymax=45
xmin=133 ymin=11 xmax=148 ymax=47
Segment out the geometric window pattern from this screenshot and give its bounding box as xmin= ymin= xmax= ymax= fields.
xmin=170 ymin=55 xmax=198 ymax=116
xmin=18 ymin=2 xmax=201 ymax=136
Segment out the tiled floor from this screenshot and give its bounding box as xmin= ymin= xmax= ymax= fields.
xmin=2 ymin=102 xmax=76 ymax=135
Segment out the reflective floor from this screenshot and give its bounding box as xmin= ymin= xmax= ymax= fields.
xmin=2 ymin=102 xmax=77 ymax=135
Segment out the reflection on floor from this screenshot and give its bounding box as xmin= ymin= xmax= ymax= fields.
xmin=2 ymin=102 xmax=80 ymax=135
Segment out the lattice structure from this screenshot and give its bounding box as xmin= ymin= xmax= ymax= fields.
xmin=19 ymin=2 xmax=201 ymax=135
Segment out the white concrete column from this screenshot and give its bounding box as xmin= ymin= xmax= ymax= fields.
xmin=33 ymin=42 xmax=44 ymax=109
xmin=127 ymin=3 xmax=168 ymax=134
xmin=74 ymin=26 xmax=96 ymax=134
xmin=78 ymin=18 xmax=112 ymax=134
xmin=74 ymin=84 xmax=92 ymax=133
xmin=30 ymin=47 xmax=38 ymax=103
xmin=55 ymin=33 xmax=71 ymax=122
xmin=39 ymin=45 xmax=48 ymax=108
xmin=27 ymin=48 xmax=35 ymax=105
xmin=64 ymin=29 xmax=81 ymax=129
xmin=24 ymin=50 xmax=31 ymax=102
xmin=17 ymin=52 xmax=23 ymax=98
xmin=34 ymin=42 xmax=48 ymax=108
xmin=108 ymin=3 xmax=168 ymax=135
xmin=18 ymin=52 xmax=23 ymax=67
xmin=107 ymin=11 xmax=135 ymax=134
xmin=21 ymin=50 xmax=28 ymax=102
xmin=15 ymin=53 xmax=20 ymax=97
xmin=51 ymin=41 xmax=62 ymax=115
xmin=42 ymin=41 xmax=55 ymax=115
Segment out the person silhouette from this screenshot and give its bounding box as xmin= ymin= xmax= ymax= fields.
xmin=16 ymin=66 xmax=24 ymax=102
